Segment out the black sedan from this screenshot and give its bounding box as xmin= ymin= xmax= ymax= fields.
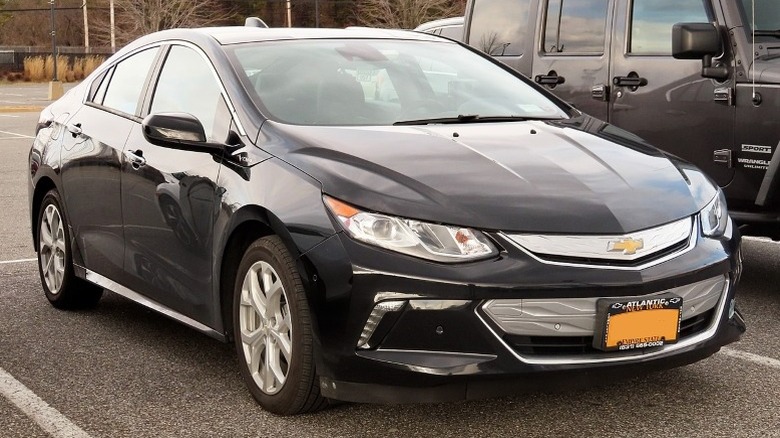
xmin=29 ymin=24 xmax=745 ymax=415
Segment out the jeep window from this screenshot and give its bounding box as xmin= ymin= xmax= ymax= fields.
xmin=543 ymin=0 xmax=609 ymax=54
xmin=739 ymin=0 xmax=780 ymax=39
xmin=468 ymin=0 xmax=531 ymax=56
xmin=630 ymin=0 xmax=710 ymax=54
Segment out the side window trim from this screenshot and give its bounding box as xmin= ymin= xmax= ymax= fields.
xmin=130 ymin=47 xmax=165 ymax=117
xmin=90 ymin=67 xmax=114 ymax=105
xmin=84 ymin=101 xmax=143 ymax=123
xmin=140 ymin=44 xmax=172 ymax=119
xmin=88 ymin=69 xmax=108 ymax=103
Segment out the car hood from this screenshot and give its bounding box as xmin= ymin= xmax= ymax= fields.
xmin=262 ymin=116 xmax=716 ymax=234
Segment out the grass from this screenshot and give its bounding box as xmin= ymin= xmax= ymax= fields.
xmin=17 ymin=55 xmax=105 ymax=83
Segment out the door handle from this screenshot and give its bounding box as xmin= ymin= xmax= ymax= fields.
xmin=535 ymin=71 xmax=566 ymax=87
xmin=613 ymin=74 xmax=648 ymax=91
xmin=67 ymin=123 xmax=82 ymax=137
xmin=124 ymin=149 xmax=146 ymax=169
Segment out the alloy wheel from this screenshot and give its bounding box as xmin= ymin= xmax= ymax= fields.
xmin=239 ymin=260 xmax=293 ymax=395
xmin=39 ymin=204 xmax=66 ymax=294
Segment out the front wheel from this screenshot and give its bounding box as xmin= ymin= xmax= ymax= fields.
xmin=232 ymin=235 xmax=326 ymax=415
xmin=37 ymin=189 xmax=103 ymax=309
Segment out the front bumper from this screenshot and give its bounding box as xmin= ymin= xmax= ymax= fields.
xmin=301 ymin=219 xmax=745 ymax=403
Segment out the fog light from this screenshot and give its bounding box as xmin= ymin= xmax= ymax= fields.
xmin=357 ymin=300 xmax=406 ymax=349
xmin=728 ymin=299 xmax=736 ymax=319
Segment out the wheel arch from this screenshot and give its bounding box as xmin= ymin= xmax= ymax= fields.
xmin=30 ymin=176 xmax=57 ymax=251
xmin=216 ymin=204 xmax=328 ymax=341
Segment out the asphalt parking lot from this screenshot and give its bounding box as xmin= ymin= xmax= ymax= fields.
xmin=1 ymin=90 xmax=779 ymax=437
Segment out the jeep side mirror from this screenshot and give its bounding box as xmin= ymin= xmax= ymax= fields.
xmin=672 ymin=23 xmax=729 ymax=80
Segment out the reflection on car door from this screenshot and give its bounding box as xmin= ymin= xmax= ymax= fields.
xmin=531 ymin=0 xmax=613 ymax=120
xmin=60 ymin=47 xmax=159 ymax=280
xmin=120 ymin=45 xmax=230 ymax=324
xmin=609 ymin=0 xmax=735 ymax=187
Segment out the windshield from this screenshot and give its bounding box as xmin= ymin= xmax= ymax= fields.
xmin=228 ymin=39 xmax=569 ymax=126
xmin=739 ymin=0 xmax=780 ymax=34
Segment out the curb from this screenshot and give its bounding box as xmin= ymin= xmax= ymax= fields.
xmin=0 ymin=106 xmax=44 ymax=113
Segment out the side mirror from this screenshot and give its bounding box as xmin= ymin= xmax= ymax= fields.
xmin=142 ymin=113 xmax=224 ymax=153
xmin=672 ymin=23 xmax=729 ymax=80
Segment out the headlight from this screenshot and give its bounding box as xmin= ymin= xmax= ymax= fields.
xmin=700 ymin=189 xmax=728 ymax=237
xmin=36 ymin=106 xmax=55 ymax=135
xmin=324 ymin=196 xmax=498 ymax=262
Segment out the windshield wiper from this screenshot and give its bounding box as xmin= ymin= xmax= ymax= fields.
xmin=754 ymin=29 xmax=780 ymax=38
xmin=393 ymin=114 xmax=530 ymax=126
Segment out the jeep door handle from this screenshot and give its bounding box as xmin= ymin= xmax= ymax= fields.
xmin=535 ymin=74 xmax=566 ymax=86
xmin=613 ymin=75 xmax=648 ymax=88
xmin=124 ymin=149 xmax=146 ymax=169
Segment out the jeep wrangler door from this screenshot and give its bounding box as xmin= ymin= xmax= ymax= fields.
xmin=531 ymin=0 xmax=613 ymax=120
xmin=609 ymin=0 xmax=735 ymax=187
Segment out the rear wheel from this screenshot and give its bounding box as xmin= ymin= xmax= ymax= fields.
xmin=233 ymin=235 xmax=326 ymax=415
xmin=37 ymin=189 xmax=103 ymax=309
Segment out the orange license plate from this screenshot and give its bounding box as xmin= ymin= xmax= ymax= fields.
xmin=594 ymin=294 xmax=682 ymax=351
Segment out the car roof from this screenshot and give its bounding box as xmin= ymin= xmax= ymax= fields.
xmin=146 ymin=26 xmax=448 ymax=46
xmin=414 ymin=17 xmax=464 ymax=32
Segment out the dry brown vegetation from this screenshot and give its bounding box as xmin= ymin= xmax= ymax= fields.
xmin=356 ymin=0 xmax=465 ymax=29
xmin=21 ymin=55 xmax=105 ymax=83
xmin=23 ymin=57 xmax=46 ymax=82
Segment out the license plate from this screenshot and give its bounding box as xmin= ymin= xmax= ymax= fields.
xmin=593 ymin=294 xmax=682 ymax=352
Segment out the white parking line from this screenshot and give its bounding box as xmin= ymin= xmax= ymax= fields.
xmin=721 ymin=347 xmax=780 ymax=369
xmin=0 ymin=114 xmax=21 ymax=118
xmin=0 ymin=258 xmax=36 ymax=265
xmin=0 ymin=367 xmax=93 ymax=438
xmin=0 ymin=130 xmax=34 ymax=139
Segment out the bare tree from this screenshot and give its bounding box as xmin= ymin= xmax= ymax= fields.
xmin=355 ymin=0 xmax=463 ymax=29
xmin=0 ymin=0 xmax=85 ymax=47
xmin=90 ymin=0 xmax=236 ymax=47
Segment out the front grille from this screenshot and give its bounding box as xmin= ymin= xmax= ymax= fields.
xmin=503 ymin=308 xmax=716 ymax=357
xmin=504 ymin=217 xmax=694 ymax=269
xmin=539 ymin=237 xmax=689 ymax=268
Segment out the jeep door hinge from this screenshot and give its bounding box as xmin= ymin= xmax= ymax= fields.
xmin=713 ymin=149 xmax=733 ymax=168
xmin=714 ymin=87 xmax=734 ymax=106
xmin=591 ymin=84 xmax=610 ymax=102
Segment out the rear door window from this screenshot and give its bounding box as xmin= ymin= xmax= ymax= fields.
xmin=630 ymin=0 xmax=711 ymax=54
xmin=543 ymin=0 xmax=609 ymax=54
xmin=101 ymin=48 xmax=159 ymax=116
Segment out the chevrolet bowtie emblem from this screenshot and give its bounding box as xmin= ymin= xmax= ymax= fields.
xmin=608 ymin=238 xmax=644 ymax=255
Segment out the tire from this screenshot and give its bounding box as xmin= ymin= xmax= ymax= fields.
xmin=36 ymin=189 xmax=103 ymax=309
xmin=232 ymin=235 xmax=326 ymax=415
